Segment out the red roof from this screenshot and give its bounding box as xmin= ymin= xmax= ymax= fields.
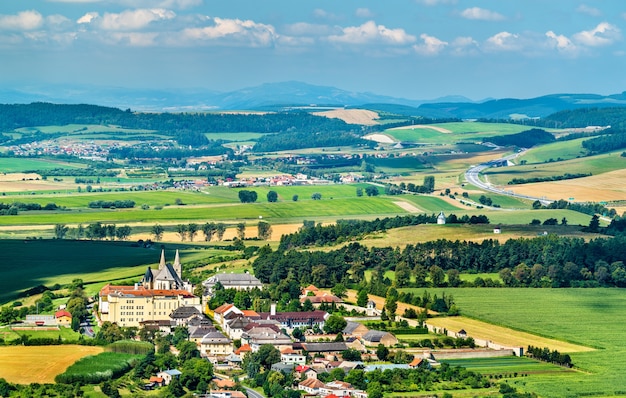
xmin=149 ymin=376 xmax=164 ymax=383
xmin=55 ymin=310 xmax=72 ymax=319
xmin=99 ymin=284 xmax=195 ymax=298
xmin=235 ymin=344 xmax=252 ymax=354
xmin=295 ymin=365 xmax=310 ymax=372
xmin=213 ymin=303 xmax=234 ymax=314
xmin=325 ymin=394 xmax=340 ymax=398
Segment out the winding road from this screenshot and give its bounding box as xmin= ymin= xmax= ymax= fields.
xmin=464 ymin=151 xmax=553 ymax=205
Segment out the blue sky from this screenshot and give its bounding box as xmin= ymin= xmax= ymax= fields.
xmin=1 ymin=0 xmax=625 ymax=100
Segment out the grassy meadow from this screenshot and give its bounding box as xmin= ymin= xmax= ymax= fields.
xmin=0 ymin=240 xmax=233 ymax=304
xmin=384 ymin=122 xmax=559 ymax=145
xmin=411 ymin=288 xmax=626 ymax=397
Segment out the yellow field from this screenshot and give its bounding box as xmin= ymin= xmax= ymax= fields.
xmin=0 ymin=345 xmax=103 ymax=384
xmin=505 ymin=169 xmax=626 ymax=202
xmin=312 ymin=109 xmax=380 ymax=125
xmin=131 ymin=222 xmax=301 ymax=242
xmin=425 ymin=316 xmax=593 ymax=353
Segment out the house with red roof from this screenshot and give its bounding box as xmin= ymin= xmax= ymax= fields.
xmin=54 ymin=310 xmax=72 ymax=326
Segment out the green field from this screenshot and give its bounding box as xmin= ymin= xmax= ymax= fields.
xmin=412 ymin=288 xmax=626 ymax=397
xmin=441 ymin=356 xmax=571 ymax=376
xmin=0 ymin=240 xmax=231 ymax=304
xmin=519 ymin=138 xmax=589 ymax=164
xmin=1 ymin=190 xmax=234 ymax=208
xmin=0 ymin=157 xmax=87 ymax=173
xmin=0 ymin=196 xmax=411 ymax=226
xmin=384 ymin=122 xmax=558 ymax=145
xmin=484 ymin=151 xmax=626 ymax=185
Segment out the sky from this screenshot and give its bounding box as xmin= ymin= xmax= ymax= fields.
xmin=0 ymin=0 xmax=625 ymax=101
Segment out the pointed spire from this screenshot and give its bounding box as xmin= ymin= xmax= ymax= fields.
xmin=159 ymin=249 xmax=166 ymax=270
xmin=174 ymin=249 xmax=181 ymax=277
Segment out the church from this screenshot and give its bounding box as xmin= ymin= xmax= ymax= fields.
xmin=98 ymin=249 xmax=201 ymax=328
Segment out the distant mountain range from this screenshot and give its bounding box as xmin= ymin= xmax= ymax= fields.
xmin=1 ymin=81 xmax=626 ymax=119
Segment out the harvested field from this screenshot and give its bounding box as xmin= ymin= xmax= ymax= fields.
xmin=131 ymin=222 xmax=302 ymax=242
xmin=393 ymin=201 xmax=422 ymax=213
xmin=363 ymin=133 xmax=395 ymax=143
xmin=312 ymin=109 xmax=379 ymax=125
xmin=0 ymin=173 xmax=42 ymax=181
xmin=0 ymin=345 xmax=103 ymax=384
xmin=506 ymin=168 xmax=626 ymax=202
xmin=426 ymin=317 xmax=593 ymax=353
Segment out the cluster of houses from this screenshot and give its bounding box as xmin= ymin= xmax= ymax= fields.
xmin=97 ymin=253 xmax=413 ymax=397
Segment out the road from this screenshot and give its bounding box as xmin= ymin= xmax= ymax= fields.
xmin=464 ymin=151 xmax=553 ymax=205
xmin=244 ymin=386 xmax=266 ymax=398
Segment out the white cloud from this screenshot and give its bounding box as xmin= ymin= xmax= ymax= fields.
xmin=356 ymin=8 xmax=374 ymax=18
xmin=485 ymin=31 xmax=520 ymax=51
xmin=413 ymin=33 xmax=447 ymax=55
xmin=77 ymin=12 xmax=99 ymax=24
xmin=576 ymin=4 xmax=601 ymax=17
xmin=181 ymin=17 xmax=276 ymax=47
xmin=573 ymin=22 xmax=620 ymax=47
xmin=450 ymin=36 xmax=479 ymax=55
xmin=98 ymin=9 xmax=176 ymax=31
xmin=0 ymin=10 xmax=44 ymax=31
xmin=328 ymin=21 xmax=416 ymax=45
xmin=460 ymin=7 xmax=505 ymax=21
xmin=546 ymin=30 xmax=577 ymax=53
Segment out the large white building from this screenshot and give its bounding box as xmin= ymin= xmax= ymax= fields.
xmin=98 ymin=250 xmax=200 ymax=328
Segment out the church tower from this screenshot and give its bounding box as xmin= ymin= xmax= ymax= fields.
xmin=159 ymin=249 xmax=166 ymax=270
xmin=174 ymin=250 xmax=182 ymax=277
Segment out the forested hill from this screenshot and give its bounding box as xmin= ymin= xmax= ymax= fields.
xmin=0 ymin=102 xmax=360 ymax=135
xmin=532 ymin=107 xmax=626 ymax=129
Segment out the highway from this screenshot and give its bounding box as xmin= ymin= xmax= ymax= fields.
xmin=464 ymin=151 xmax=553 ymax=205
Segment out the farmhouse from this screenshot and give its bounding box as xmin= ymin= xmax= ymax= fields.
xmin=98 ymin=251 xmax=200 ymax=327
xmin=157 ymin=369 xmax=182 ymax=386
xmin=54 ymin=310 xmax=72 ymax=326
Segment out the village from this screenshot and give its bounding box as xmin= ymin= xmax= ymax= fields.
xmin=0 ymin=250 xmax=521 ymax=397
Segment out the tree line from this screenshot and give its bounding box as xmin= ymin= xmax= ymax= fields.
xmin=484 ymin=128 xmax=555 ymax=147
xmin=509 ymin=172 xmax=591 ymax=185
xmin=254 ymin=234 xmax=626 ymax=289
xmin=278 ymin=213 xmax=489 ymax=250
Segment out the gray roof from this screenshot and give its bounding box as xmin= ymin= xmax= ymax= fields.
xmin=204 ymin=273 xmax=262 ymax=287
xmin=170 ymin=306 xmax=200 ymax=319
xmin=363 ymin=330 xmax=389 ymax=342
xmin=190 ymin=325 xmax=217 ymax=338
xmin=201 ymin=331 xmax=232 ymax=344
xmin=301 ymin=342 xmax=348 ymax=352
xmin=156 ymin=264 xmax=185 ymax=288
xmin=343 ymin=321 xmax=363 ymax=335
xmin=160 ymin=369 xmax=182 ymax=376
